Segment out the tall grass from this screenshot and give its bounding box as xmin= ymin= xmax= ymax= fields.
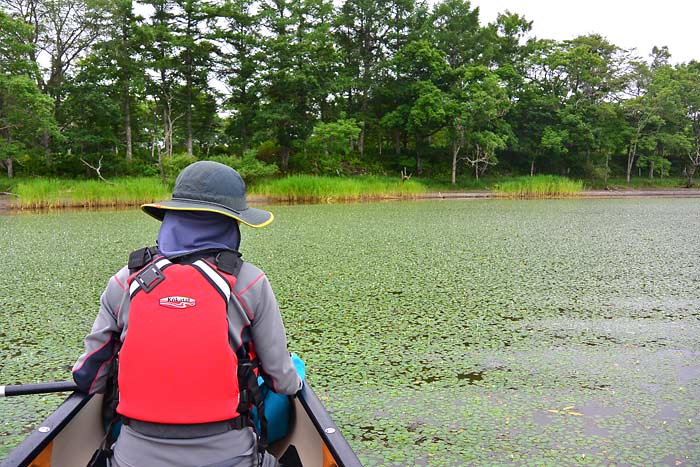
xmin=250 ymin=175 xmax=427 ymax=202
xmin=587 ymin=177 xmax=692 ymax=190
xmin=494 ymin=175 xmax=584 ymax=198
xmin=13 ymin=178 xmax=170 ymax=209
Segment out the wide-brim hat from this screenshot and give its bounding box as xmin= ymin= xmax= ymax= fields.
xmin=141 ymin=161 xmax=273 ymax=228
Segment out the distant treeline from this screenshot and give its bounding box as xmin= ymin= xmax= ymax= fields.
xmin=1 ymin=0 xmax=699 ymax=186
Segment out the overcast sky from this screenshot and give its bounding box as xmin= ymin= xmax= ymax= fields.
xmin=468 ymin=0 xmax=697 ymax=64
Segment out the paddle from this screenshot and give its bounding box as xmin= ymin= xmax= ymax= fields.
xmin=0 ymin=381 xmax=79 ymax=397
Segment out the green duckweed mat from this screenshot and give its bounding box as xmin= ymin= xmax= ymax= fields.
xmin=1 ymin=198 xmax=699 ymax=465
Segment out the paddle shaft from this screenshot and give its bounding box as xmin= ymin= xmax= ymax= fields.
xmin=0 ymin=381 xmax=79 ymax=397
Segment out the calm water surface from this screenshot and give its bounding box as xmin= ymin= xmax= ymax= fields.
xmin=1 ymin=198 xmax=699 ymax=465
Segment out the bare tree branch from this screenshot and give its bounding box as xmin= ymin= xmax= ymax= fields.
xmin=80 ymin=156 xmax=114 ymax=184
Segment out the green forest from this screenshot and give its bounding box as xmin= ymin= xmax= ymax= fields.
xmin=1 ymin=0 xmax=700 ymax=187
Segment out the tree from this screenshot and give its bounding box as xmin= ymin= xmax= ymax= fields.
xmin=445 ymin=65 xmax=510 ymax=183
xmin=0 ymin=10 xmax=56 ymax=176
xmin=0 ymin=76 xmax=56 ymax=177
xmin=100 ymin=0 xmax=143 ymax=161
xmin=63 ymin=0 xmax=146 ymax=161
xmin=637 ymin=154 xmax=671 ymax=178
xmin=60 ymin=55 xmax=122 ymax=157
xmin=216 ymin=0 xmax=263 ymax=152
xmin=389 ymin=39 xmax=450 ymax=174
xmin=522 ymin=35 xmax=628 ymax=177
xmin=620 ymin=59 xmax=663 ymax=182
xmin=257 ymin=0 xmax=337 ymax=170
xmin=427 ymin=0 xmax=481 ymax=69
xmin=335 ymin=0 xmax=414 ymax=155
xmin=307 ymin=118 xmax=361 ymax=157
xmin=141 ymin=0 xmax=179 ymax=167
xmin=170 ymin=0 xmax=217 ymax=156
xmin=2 ymin=0 xmax=103 ymax=159
xmin=590 ymin=102 xmax=627 ymax=186
xmin=305 ymin=118 xmax=361 ymax=173
xmin=0 ymin=0 xmax=47 ymax=88
xmin=670 ymin=62 xmax=700 ymax=186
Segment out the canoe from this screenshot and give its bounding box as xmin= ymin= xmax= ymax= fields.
xmin=2 ymin=383 xmax=362 ymax=467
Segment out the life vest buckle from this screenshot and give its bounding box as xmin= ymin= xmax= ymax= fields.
xmin=135 ymin=265 xmax=166 ymax=293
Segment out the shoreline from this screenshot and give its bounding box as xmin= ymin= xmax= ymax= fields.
xmin=248 ymin=188 xmax=700 ymax=204
xmin=2 ymin=189 xmax=700 ymax=213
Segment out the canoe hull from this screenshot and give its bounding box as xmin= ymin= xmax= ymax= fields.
xmin=2 ymin=384 xmax=361 ymax=467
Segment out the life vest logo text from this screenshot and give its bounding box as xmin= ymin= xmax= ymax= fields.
xmin=159 ymin=296 xmax=196 ymax=309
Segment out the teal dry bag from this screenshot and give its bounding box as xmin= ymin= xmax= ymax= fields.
xmin=253 ymin=353 xmax=305 ymax=443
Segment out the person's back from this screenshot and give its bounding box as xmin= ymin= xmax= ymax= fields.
xmin=72 ymin=161 xmax=302 ymax=467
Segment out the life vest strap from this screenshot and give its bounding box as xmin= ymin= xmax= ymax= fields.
xmin=128 ymin=246 xmax=160 ymax=272
xmin=124 ymin=416 xmax=251 ymax=439
xmin=237 ymin=355 xmax=268 ymax=451
xmin=215 ymin=250 xmax=243 ymax=276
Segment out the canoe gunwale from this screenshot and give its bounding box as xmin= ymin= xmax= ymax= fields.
xmin=2 ymin=385 xmax=362 ymax=467
xmin=297 ymin=383 xmax=363 ymax=467
xmin=1 ymin=391 xmax=93 ymax=467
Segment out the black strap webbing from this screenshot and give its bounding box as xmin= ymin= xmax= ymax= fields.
xmin=215 ymin=250 xmax=243 ymax=276
xmin=237 ymin=355 xmax=268 ymax=452
xmin=128 ymin=246 xmax=160 ymax=272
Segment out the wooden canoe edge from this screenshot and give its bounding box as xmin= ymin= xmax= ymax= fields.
xmin=297 ymin=383 xmax=363 ymax=467
xmin=1 ymin=392 xmax=92 ymax=467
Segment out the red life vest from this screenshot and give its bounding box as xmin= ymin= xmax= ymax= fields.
xmin=118 ymin=257 xmax=248 ymax=424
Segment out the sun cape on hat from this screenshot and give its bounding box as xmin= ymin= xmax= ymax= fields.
xmin=141 ymin=160 xmax=274 ymax=228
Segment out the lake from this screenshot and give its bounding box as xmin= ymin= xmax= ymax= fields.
xmin=1 ymin=198 xmax=699 ymax=465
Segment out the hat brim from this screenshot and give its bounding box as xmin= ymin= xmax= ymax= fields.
xmin=141 ymin=199 xmax=274 ymax=228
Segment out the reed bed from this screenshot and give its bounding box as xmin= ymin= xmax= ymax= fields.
xmin=250 ymin=175 xmax=427 ymax=202
xmin=13 ymin=178 xmax=170 ymax=209
xmin=494 ymin=175 xmax=584 ymax=198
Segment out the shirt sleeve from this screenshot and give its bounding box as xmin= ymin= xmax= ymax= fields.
xmin=237 ymin=270 xmax=302 ymax=395
xmin=72 ymin=267 xmax=128 ymax=394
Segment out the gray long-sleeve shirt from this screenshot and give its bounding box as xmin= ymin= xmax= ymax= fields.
xmin=73 ymin=259 xmax=301 ymax=397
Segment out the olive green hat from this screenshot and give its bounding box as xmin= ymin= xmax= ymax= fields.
xmin=141 ymin=161 xmax=273 ymax=228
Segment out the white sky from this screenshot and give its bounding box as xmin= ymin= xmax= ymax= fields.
xmin=469 ymin=0 xmax=698 ymax=64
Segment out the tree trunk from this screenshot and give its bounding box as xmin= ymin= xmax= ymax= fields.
xmin=185 ymin=65 xmax=193 ymax=155
xmin=159 ymin=149 xmax=166 ymax=184
xmin=690 ymin=131 xmax=700 ymax=188
xmin=1 ymin=95 xmax=11 ymax=178
xmin=186 ymin=110 xmax=193 ymax=156
xmin=163 ymin=104 xmax=173 ymax=159
xmin=151 ymin=135 xmax=157 ymax=161
xmin=124 ymin=96 xmax=132 ymax=161
xmin=451 ymin=142 xmax=459 ymax=185
xmin=649 ymin=160 xmax=654 ymax=179
xmin=42 ymin=129 xmax=51 ymax=163
xmin=530 ymin=159 xmax=535 ymax=176
xmin=626 ymin=130 xmax=640 ymax=183
xmin=358 ymin=123 xmax=365 ymax=157
xmin=687 ymin=138 xmax=700 ymax=187
xmin=415 ymin=139 xmax=423 ymax=176
xmin=3 ymin=159 xmax=13 ymax=178
xmin=280 ymin=146 xmax=290 ymax=170
xmin=687 ymin=165 xmax=696 ymax=188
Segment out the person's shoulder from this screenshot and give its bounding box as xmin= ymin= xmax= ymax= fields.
xmin=105 ymin=265 xmax=131 ymax=291
xmin=113 ymin=264 xmax=131 ymax=282
xmin=234 ymin=261 xmax=268 ymax=293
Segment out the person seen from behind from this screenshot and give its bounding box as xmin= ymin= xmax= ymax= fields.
xmin=72 ymin=161 xmax=302 ymax=467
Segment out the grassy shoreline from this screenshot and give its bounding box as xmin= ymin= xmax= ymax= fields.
xmin=1 ymin=175 xmax=698 ymax=209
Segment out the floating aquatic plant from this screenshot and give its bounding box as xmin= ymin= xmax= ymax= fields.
xmin=1 ymin=199 xmax=700 ymax=465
